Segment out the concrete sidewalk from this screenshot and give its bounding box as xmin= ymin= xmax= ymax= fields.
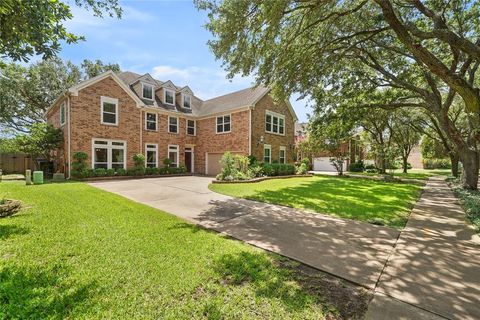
xmin=366 ymin=177 xmax=480 ymax=320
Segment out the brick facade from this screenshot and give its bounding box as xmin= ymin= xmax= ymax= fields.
xmin=250 ymin=95 xmax=295 ymax=163
xmin=46 ymin=74 xmax=296 ymax=176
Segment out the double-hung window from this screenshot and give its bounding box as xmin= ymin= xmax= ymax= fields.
xmin=60 ymin=102 xmax=66 ymax=126
xmin=142 ymin=83 xmax=154 ymax=100
xmin=279 ymin=146 xmax=286 ymax=164
xmin=265 ymin=111 xmax=285 ymax=135
xmin=92 ymin=139 xmax=126 ymax=169
xmin=168 ymin=116 xmax=178 ymax=133
xmin=101 ymin=96 xmax=118 ymax=125
xmin=264 ymin=144 xmax=271 ymax=163
xmin=216 ymin=115 xmax=231 ymax=133
xmin=168 ymin=145 xmax=179 ymax=167
xmin=183 ymin=95 xmax=191 ymax=109
xmin=145 ymin=144 xmax=158 ymax=168
xmin=187 ymin=119 xmax=196 ymax=136
xmin=164 ymin=89 xmax=175 ymax=105
xmin=145 ymin=112 xmax=157 ymax=131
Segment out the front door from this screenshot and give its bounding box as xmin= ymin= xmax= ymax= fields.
xmin=185 ymin=148 xmax=193 ymax=173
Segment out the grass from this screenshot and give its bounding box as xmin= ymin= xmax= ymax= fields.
xmin=350 ymin=169 xmax=452 ymax=180
xmin=0 ymin=181 xmax=369 ymax=319
xmin=209 ymin=176 xmax=423 ymax=228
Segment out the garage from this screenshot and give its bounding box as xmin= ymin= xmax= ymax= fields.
xmin=313 ymin=157 xmax=347 ymax=172
xmin=206 ymin=153 xmax=223 ymax=176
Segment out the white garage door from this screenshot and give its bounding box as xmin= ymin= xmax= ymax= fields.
xmin=313 ymin=157 xmax=346 ymax=172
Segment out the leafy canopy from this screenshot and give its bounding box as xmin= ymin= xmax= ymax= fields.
xmin=0 ymin=0 xmax=122 ymax=62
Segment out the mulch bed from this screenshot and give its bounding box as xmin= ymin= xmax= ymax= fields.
xmin=212 ymin=174 xmax=313 ymax=184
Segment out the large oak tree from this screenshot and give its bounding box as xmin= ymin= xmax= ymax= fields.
xmin=197 ymin=0 xmax=480 ymax=189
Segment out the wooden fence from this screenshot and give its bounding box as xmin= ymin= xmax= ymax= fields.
xmin=0 ymin=152 xmax=35 ymax=174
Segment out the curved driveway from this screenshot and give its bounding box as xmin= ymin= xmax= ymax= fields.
xmin=90 ymin=176 xmax=399 ymax=289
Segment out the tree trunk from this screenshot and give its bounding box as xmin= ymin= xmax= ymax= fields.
xmin=450 ymin=153 xmax=460 ymax=177
xmin=459 ymin=149 xmax=479 ymax=190
xmin=402 ymin=156 xmax=408 ymax=174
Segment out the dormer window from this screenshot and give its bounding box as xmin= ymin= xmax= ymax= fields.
xmin=164 ymin=89 xmax=175 ymax=105
xmin=142 ymin=83 xmax=154 ymax=100
xmin=183 ymin=95 xmax=191 ymax=109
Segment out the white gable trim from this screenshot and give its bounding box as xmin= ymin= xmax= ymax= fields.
xmin=161 ymin=80 xmax=177 ymax=91
xmin=131 ymin=73 xmax=157 ymax=86
xmin=250 ymin=87 xmax=298 ymax=122
xmin=180 ymin=86 xmax=194 ymax=95
xmin=68 ymin=71 xmax=144 ymax=108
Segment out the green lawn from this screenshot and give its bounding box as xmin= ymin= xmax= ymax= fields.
xmin=209 ymin=176 xmax=423 ymax=228
xmin=350 ymin=169 xmax=452 ymax=180
xmin=0 ymin=182 xmax=368 ymax=319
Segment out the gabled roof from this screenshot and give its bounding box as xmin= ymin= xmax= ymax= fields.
xmin=68 ymin=71 xmax=144 ymax=107
xmin=51 ymin=70 xmax=298 ymax=120
xmin=198 ymin=86 xmax=269 ymax=116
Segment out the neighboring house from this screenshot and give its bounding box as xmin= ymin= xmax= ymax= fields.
xmin=293 ymin=123 xmax=363 ymax=171
xmin=45 ymin=71 xmax=297 ymax=177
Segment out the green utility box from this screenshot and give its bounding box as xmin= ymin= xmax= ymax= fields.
xmin=33 ymin=171 xmax=44 ymax=184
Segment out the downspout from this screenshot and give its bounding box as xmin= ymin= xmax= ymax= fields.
xmin=248 ymin=108 xmax=252 ymax=155
xmin=67 ymin=95 xmax=72 ymax=179
xmin=139 ymin=109 xmax=143 ymax=157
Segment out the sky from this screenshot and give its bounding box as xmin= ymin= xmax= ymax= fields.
xmin=59 ymin=0 xmax=310 ymax=122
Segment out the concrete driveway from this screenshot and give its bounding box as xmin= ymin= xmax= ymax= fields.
xmin=90 ymin=176 xmax=399 ymax=289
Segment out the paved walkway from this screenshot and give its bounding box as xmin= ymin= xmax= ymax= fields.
xmin=366 ymin=177 xmax=480 ymax=320
xmin=91 ymin=176 xmax=399 ymax=288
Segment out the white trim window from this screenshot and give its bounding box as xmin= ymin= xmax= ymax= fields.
xmin=145 ymin=143 xmax=158 ymax=168
xmin=279 ymin=146 xmax=286 ymax=164
xmin=216 ymin=115 xmax=231 ymax=133
xmin=92 ymin=139 xmax=126 ymax=169
xmin=168 ymin=145 xmax=179 ymax=167
xmin=60 ymin=102 xmax=66 ymax=126
xmin=164 ymin=89 xmax=175 ymax=105
xmin=168 ymin=116 xmax=178 ymax=133
xmin=183 ymin=94 xmax=191 ymax=109
xmin=100 ymin=96 xmax=118 ymax=125
xmin=142 ymin=83 xmax=154 ymax=100
xmin=145 ymin=112 xmax=157 ymax=131
xmin=264 ymin=144 xmax=271 ymax=163
xmin=187 ymin=119 xmax=196 ymax=136
xmin=265 ymin=111 xmax=285 ymax=135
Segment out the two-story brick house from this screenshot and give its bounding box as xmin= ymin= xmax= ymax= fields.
xmin=46 ymin=70 xmax=297 ymax=177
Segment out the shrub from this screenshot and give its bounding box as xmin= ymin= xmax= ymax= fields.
xmin=169 ymin=166 xmax=186 ymax=174
xmin=71 ymin=151 xmax=88 ymax=179
xmin=133 ymin=154 xmax=146 ymax=168
xmin=127 ymin=168 xmax=144 ymax=176
xmin=423 ymin=158 xmax=451 ymax=169
xmin=145 ymin=167 xmax=159 ymax=175
xmin=116 ymin=168 xmax=127 ymax=176
xmin=366 ymin=168 xmax=378 ymax=173
xmin=217 ymin=152 xmax=253 ymax=181
xmin=450 ymin=181 xmax=480 ymax=231
xmin=365 ymin=164 xmax=376 ymax=170
xmin=249 ymin=163 xmax=264 ymax=177
xmin=106 ymin=169 xmax=115 ymax=176
xmin=94 ymin=168 xmax=107 ymax=177
xmin=296 ymin=163 xmax=308 ymax=175
xmin=261 ymin=163 xmax=295 ymax=177
xmin=85 ymin=169 xmax=95 ymax=178
xmin=247 ymin=155 xmax=258 ymax=166
xmin=163 ymin=158 xmax=173 ymax=168
xmin=348 ymin=161 xmax=365 ymax=172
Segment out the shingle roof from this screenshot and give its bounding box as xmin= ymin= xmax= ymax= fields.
xmin=116 ymin=71 xmax=271 ymax=117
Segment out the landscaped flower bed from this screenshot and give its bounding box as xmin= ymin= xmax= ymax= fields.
xmin=212 ymin=174 xmax=313 ymax=184
xmin=0 ymin=199 xmax=22 ymax=218
xmin=214 ymin=152 xmax=309 ymax=182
